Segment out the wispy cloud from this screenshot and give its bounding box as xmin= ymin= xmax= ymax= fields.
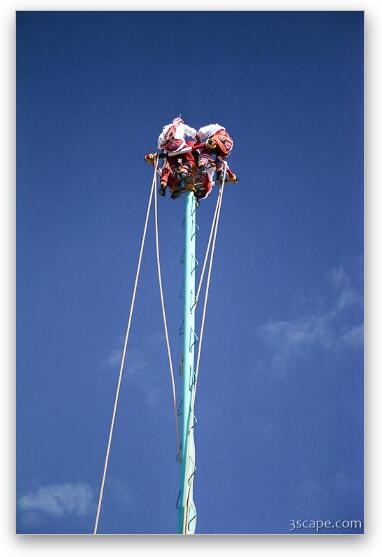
xmin=18 ymin=482 xmax=94 ymax=519
xmin=106 ymin=347 xmax=148 ymax=376
xmin=105 ymin=347 xmax=123 ymax=367
xmin=340 ymin=323 xmax=364 ymax=348
xmin=102 ymin=334 xmax=167 ymax=407
xmin=257 ymin=265 xmax=363 ymax=377
xmin=330 ymin=266 xmax=361 ymax=312
xmin=103 ymin=338 xmax=148 ymax=375
xmin=291 ymin=473 xmax=362 ymax=517
xmin=107 ymin=478 xmax=134 ymax=507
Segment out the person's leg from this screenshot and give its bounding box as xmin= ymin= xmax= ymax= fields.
xmin=215 ymin=156 xmax=227 ymax=182
xmin=160 ymin=159 xmax=171 ymax=190
xmin=179 ymin=151 xmax=197 ymax=177
xmin=215 ymin=157 xmax=225 ymax=173
xmin=215 ymin=158 xmax=238 ymax=183
xmin=169 ymin=175 xmax=184 ymax=199
xmin=195 ymin=174 xmax=212 ymax=200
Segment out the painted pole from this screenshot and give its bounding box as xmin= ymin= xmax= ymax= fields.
xmin=177 ymin=190 xmax=197 ymax=534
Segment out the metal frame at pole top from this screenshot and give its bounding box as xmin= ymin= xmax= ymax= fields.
xmin=177 ymin=190 xmax=197 ymax=534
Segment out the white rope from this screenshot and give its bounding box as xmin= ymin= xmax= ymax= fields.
xmin=153 ymin=171 xmax=181 ymax=460
xmin=194 ymin=185 xmax=222 ymax=309
xmin=194 ymin=166 xmax=226 ymax=385
xmin=93 ymin=159 xmax=158 ymax=535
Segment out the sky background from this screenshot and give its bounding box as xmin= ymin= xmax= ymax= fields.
xmin=16 ymin=11 xmax=364 ymax=534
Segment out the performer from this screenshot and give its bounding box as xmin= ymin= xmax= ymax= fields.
xmin=196 ymin=123 xmax=238 ymax=183
xmin=157 ymin=117 xmax=197 ymax=195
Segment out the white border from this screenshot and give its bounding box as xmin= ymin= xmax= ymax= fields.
xmin=3 ymin=1 xmax=380 ymax=554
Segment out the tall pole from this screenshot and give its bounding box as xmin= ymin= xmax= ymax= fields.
xmin=177 ymin=190 xmax=197 ymax=534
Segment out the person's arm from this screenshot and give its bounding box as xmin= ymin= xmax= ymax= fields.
xmin=144 ymin=150 xmax=167 ymax=165
xmin=216 ymin=156 xmax=238 ymax=182
xmin=226 ymin=167 xmax=238 ymax=182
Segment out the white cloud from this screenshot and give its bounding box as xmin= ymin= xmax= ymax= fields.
xmin=330 ymin=265 xmax=362 ymax=312
xmin=260 ymin=316 xmax=331 ymax=348
xmin=18 ymin=482 xmax=93 ymax=518
xmin=257 ymin=266 xmax=363 ymax=376
xmin=103 ymin=343 xmax=148 ymax=375
xmin=106 ymin=347 xmax=123 ymax=367
xmin=340 ymin=323 xmax=364 ymax=348
xmin=102 ymin=338 xmax=164 ymax=407
xmin=108 ymin=478 xmax=134 ymax=506
xmin=292 ymin=473 xmax=362 ymax=516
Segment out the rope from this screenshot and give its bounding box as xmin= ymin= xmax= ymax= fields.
xmin=153 ymin=170 xmax=181 ymax=460
xmin=194 ymin=186 xmax=222 ymax=309
xmin=93 ymin=158 xmax=158 ymax=535
xmin=194 ymin=166 xmax=226 ymax=386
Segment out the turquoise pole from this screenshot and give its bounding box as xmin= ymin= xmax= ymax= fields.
xmin=177 ymin=191 xmax=197 ymax=534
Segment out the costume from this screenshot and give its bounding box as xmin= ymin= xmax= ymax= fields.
xmin=157 ymin=118 xmax=197 ymax=190
xmin=144 ymin=119 xmax=238 ymax=202
xmin=160 ymin=141 xmax=197 ymax=191
xmin=196 ymin=123 xmax=236 ymax=182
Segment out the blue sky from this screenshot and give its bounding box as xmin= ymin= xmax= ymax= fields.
xmin=16 ymin=11 xmax=363 ymax=534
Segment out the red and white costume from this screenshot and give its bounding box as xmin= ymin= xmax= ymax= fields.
xmin=158 ymin=118 xmax=197 ymax=153
xmin=164 ymin=162 xmax=214 ymax=200
xmin=196 ymin=123 xmax=235 ymax=180
xmin=196 ymin=124 xmax=228 ymax=144
xmin=196 ymin=166 xmax=215 ymax=200
xmin=158 ymin=118 xmax=197 ymax=187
